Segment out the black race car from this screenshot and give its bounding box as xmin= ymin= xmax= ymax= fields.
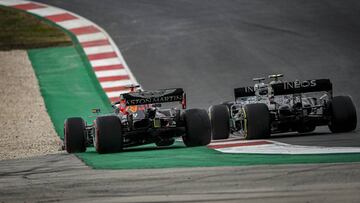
xmin=64 ymin=87 xmax=211 ymax=153
xmin=209 ymin=74 xmax=357 ymax=140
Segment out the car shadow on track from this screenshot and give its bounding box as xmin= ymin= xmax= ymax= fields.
xmin=268 ymin=127 xmax=360 ymax=147
xmin=228 ymin=129 xmax=332 ymax=140
xmin=122 ymin=142 xmax=187 ymax=153
xmin=270 ymin=131 xmax=331 ymax=139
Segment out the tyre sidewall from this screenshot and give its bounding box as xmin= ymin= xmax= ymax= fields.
xmin=95 ymin=115 xmax=123 ymax=153
xmin=209 ymin=104 xmax=230 ymax=140
xmin=243 ymin=103 xmax=270 ymax=139
xmin=329 ymin=96 xmax=357 ymax=133
xmin=64 ymin=117 xmax=86 ymax=153
xmin=183 ymin=109 xmax=211 ymax=147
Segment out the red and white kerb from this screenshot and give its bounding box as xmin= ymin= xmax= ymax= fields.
xmin=0 ymin=0 xmax=139 ymax=103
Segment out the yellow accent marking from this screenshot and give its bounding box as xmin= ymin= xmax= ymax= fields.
xmin=242 ymin=107 xmax=248 ymax=139
xmin=154 ymin=118 xmax=161 ymax=128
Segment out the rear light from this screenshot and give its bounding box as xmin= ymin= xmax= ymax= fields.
xmin=120 ymin=99 xmax=127 ymax=114
xmin=182 ymin=93 xmax=187 ymax=109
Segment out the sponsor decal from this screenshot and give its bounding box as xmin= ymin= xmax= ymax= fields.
xmin=283 ymin=80 xmax=316 ymax=90
xmin=126 ymin=95 xmax=183 ymax=106
xmin=244 ymin=86 xmax=254 ymax=93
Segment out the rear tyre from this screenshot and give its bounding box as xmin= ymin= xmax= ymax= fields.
xmin=221 ymin=101 xmax=233 ymax=112
xmin=95 ymin=115 xmax=123 ymax=154
xmin=243 ymin=103 xmax=270 ymax=139
xmin=64 ymin=117 xmax=86 ymax=153
xmin=182 ymin=109 xmax=211 ymax=147
xmin=328 ymin=96 xmax=357 ymax=133
xmin=209 ymin=104 xmax=230 ymax=140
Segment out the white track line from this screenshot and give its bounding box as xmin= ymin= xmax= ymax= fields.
xmin=28 ymin=7 xmax=65 ymax=16
xmin=105 ymin=90 xmax=130 ymax=98
xmin=84 ymin=45 xmax=114 ymax=55
xmin=95 ymin=69 xmax=128 ymax=78
xmin=77 ymin=33 xmax=107 ymax=43
xmin=216 ymin=141 xmax=360 ymax=155
xmin=90 ymin=58 xmax=122 ymax=67
xmin=100 ymin=80 xmax=134 ymax=88
xmin=57 ymin=19 xmax=92 ymax=30
xmin=0 ymin=0 xmax=27 ymax=6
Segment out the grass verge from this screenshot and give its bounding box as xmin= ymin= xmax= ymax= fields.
xmin=0 ymin=5 xmax=72 ymax=50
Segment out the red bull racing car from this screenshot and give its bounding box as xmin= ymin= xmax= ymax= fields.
xmin=64 ymin=87 xmax=211 ymax=154
xmin=209 ymin=74 xmax=357 ymax=140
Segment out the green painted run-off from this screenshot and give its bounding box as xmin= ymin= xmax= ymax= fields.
xmin=28 ymin=46 xmax=112 ymax=139
xmin=78 ymin=142 xmax=360 ymax=169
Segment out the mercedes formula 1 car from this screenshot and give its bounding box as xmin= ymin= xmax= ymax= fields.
xmin=209 ymin=74 xmax=357 ymax=140
xmin=64 ymin=87 xmax=211 ymax=154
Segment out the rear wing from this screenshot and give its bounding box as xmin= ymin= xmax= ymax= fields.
xmin=234 ymin=86 xmax=256 ymax=98
xmin=271 ymin=79 xmax=332 ymax=96
xmin=234 ymin=79 xmax=332 ymax=98
xmin=120 ymin=88 xmax=186 ymax=107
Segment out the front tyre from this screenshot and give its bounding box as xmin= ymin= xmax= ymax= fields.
xmin=243 ymin=103 xmax=270 ymax=139
xmin=95 ymin=115 xmax=123 ymax=154
xmin=64 ymin=117 xmax=86 ymax=153
xmin=328 ymin=96 xmax=357 ymax=133
xmin=182 ymin=109 xmax=211 ymax=147
xmin=209 ymin=104 xmax=230 ymax=140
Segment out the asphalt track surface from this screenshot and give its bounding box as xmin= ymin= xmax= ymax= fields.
xmin=2 ymin=0 xmax=360 ymax=202
xmin=1 ymin=154 xmax=360 ymax=202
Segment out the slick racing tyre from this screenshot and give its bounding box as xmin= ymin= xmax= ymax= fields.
xmin=221 ymin=101 xmax=233 ymax=112
xmin=183 ymin=109 xmax=211 ymax=147
xmin=64 ymin=117 xmax=86 ymax=153
xmin=243 ymin=103 xmax=270 ymax=139
xmin=328 ymin=96 xmax=357 ymax=133
xmin=209 ymin=104 xmax=230 ymax=140
xmin=95 ymin=115 xmax=123 ymax=154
